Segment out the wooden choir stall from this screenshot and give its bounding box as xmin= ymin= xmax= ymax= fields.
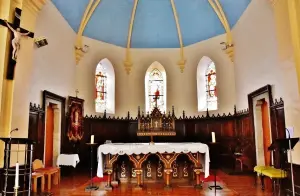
xmin=96 ymin=103 xmax=210 ymax=190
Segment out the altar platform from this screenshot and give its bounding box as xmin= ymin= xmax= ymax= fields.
xmin=97 ymin=142 xmax=210 ymax=190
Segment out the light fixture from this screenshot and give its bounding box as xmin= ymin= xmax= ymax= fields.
xmin=220 ymin=42 xmax=233 ymax=50
xmin=75 ymin=44 xmax=89 ymax=53
xmin=34 ymin=36 xmax=48 ymax=48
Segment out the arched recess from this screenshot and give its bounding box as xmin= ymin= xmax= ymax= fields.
xmin=145 ymin=62 xmax=167 ymax=113
xmin=197 ymin=56 xmax=218 ymax=111
xmin=95 ymin=58 xmax=115 ymax=114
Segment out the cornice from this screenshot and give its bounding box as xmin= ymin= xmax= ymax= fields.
xmin=23 ymin=0 xmax=47 ymax=15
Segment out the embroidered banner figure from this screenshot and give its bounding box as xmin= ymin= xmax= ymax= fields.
xmin=67 ymin=96 xmax=84 ymax=142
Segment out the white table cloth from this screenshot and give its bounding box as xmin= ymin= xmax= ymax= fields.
xmin=97 ymin=142 xmax=210 ymax=178
xmin=56 ymin=154 xmax=80 ymax=168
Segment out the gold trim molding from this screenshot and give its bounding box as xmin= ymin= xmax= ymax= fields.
xmin=75 ymin=0 xmax=101 ymax=64
xmin=170 ymin=0 xmax=186 ymax=73
xmin=124 ymin=0 xmax=139 ymax=74
xmin=208 ymin=0 xmax=234 ymax=62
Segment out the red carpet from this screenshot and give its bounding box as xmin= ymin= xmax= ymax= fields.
xmin=92 ymin=175 xmax=108 ymax=183
xmin=92 ymin=173 xmax=222 ymax=183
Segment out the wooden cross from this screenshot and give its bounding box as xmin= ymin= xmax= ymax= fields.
xmin=154 ymin=121 xmax=158 ymax=128
xmin=0 ymin=8 xmax=34 ymax=80
xmin=75 ymin=89 xmax=79 ymax=97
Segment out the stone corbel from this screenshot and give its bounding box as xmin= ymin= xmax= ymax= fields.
xmin=75 ymin=45 xmax=85 ymax=65
xmin=221 ymin=42 xmax=234 ymax=62
xmin=75 ymin=0 xmax=101 ymax=65
xmin=124 ymin=59 xmax=133 ymax=74
xmin=177 ymin=59 xmax=186 ymax=73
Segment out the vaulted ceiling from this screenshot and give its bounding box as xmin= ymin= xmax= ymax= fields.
xmin=52 ymin=0 xmax=250 ymax=48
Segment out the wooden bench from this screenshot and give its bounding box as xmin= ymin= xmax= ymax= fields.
xmin=32 ymin=172 xmax=45 ymax=193
xmin=33 ymin=159 xmax=60 ymax=190
xmin=254 ymin=165 xmax=287 ymax=193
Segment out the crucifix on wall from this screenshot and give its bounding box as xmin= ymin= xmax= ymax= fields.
xmin=0 ymin=8 xmax=34 ymax=80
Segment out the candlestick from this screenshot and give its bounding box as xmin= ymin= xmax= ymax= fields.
xmin=15 ymin=162 xmax=19 ymax=188
xmin=91 ymin=135 xmax=94 ymax=144
xmin=211 ymin=132 xmax=216 ymax=143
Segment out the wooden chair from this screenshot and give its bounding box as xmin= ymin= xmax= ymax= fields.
xmin=234 ymin=140 xmax=254 ymax=172
xmin=32 ymin=172 xmax=45 ymax=192
xmin=33 ymin=159 xmax=60 ymax=190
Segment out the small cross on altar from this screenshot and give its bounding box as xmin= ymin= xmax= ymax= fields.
xmin=75 ymin=89 xmax=79 ymax=97
xmin=154 ymin=121 xmax=158 ymax=128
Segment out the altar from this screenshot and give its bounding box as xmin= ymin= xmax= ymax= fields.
xmin=97 ymin=142 xmax=210 ymax=190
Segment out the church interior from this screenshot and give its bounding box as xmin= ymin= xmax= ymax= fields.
xmin=0 ymin=0 xmax=300 ymax=195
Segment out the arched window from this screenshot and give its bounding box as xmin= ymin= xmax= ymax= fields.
xmin=197 ymin=56 xmax=218 ymax=111
xmin=95 ymin=58 xmax=115 ymax=114
xmin=145 ymin=62 xmax=167 ymax=113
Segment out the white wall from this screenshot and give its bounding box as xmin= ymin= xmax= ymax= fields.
xmin=11 ymin=1 xmax=76 ymax=137
xmin=76 ymin=34 xmax=236 ymax=117
xmin=233 ymin=0 xmax=300 ymax=163
xmin=29 ymin=2 xmax=76 ymax=105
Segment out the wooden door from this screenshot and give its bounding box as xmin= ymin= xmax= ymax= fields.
xmin=45 ymin=105 xmax=54 ymax=167
xmin=261 ymin=101 xmax=271 ymax=166
xmin=28 ymin=112 xmax=45 ymax=161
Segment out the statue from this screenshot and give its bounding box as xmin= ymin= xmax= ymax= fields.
xmin=4 ymin=20 xmax=30 ymax=61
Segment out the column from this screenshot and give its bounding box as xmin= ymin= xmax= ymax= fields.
xmin=0 ymin=0 xmax=46 ymax=167
xmin=287 ymin=0 xmax=300 ymax=94
xmin=0 ymin=0 xmax=13 ymax=168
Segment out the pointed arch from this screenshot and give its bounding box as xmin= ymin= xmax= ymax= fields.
xmin=197 ymin=56 xmax=218 ymax=111
xmin=145 ymin=62 xmax=167 ymax=113
xmin=95 ymin=58 xmax=115 ymax=114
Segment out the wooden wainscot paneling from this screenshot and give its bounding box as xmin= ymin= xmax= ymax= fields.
xmin=269 ymin=98 xmax=300 ymax=195
xmin=270 ymin=98 xmax=287 ymax=169
xmin=28 ymin=102 xmax=45 ymax=161
xmin=69 ymin=107 xmax=252 ymax=172
xmin=283 ymin=163 xmax=300 ymax=195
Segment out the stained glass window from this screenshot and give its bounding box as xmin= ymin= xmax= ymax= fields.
xmin=95 ymin=63 xmax=107 ymax=112
xmin=205 ymin=62 xmax=217 ymax=110
xmin=148 ymin=68 xmax=164 ymax=112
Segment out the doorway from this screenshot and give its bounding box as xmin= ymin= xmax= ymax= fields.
xmin=255 ymin=99 xmax=272 ymax=166
xmin=248 ymin=85 xmax=273 ymax=167
xmin=44 ymin=102 xmax=61 ymax=167
xmin=45 ymin=104 xmax=54 ymax=167
xmin=42 ymin=91 xmax=66 ymax=167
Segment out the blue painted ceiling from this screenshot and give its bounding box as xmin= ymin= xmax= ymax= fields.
xmin=51 ymin=0 xmax=250 ymax=48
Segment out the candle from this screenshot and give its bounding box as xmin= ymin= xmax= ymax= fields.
xmin=211 ymin=132 xmax=216 ymax=143
xmin=91 ymin=135 xmax=94 ymax=144
xmin=15 ymin=162 xmax=19 ymax=188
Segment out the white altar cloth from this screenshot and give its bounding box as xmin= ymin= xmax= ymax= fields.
xmin=97 ymin=142 xmax=210 ymax=178
xmin=56 ymin=154 xmax=80 ymax=168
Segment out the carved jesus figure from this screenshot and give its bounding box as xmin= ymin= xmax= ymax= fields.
xmin=4 ymin=20 xmax=30 ymax=61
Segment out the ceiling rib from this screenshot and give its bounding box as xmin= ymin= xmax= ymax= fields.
xmin=124 ymin=0 xmax=139 ymax=74
xmin=75 ymin=0 xmax=101 ymax=65
xmin=208 ymin=0 xmax=234 ymax=62
xmin=170 ymin=0 xmax=186 ymax=73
